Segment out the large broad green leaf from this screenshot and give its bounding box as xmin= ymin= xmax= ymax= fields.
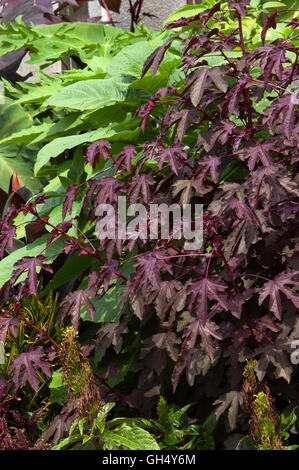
xmin=0 ymin=99 xmax=42 ymax=192
xmin=0 ymin=142 xmax=42 ymax=193
xmin=49 ymin=369 xmax=68 ymax=405
xmin=15 ymin=84 xmax=61 ymax=104
xmin=103 ymin=424 xmax=160 ymax=450
xmin=44 ymin=79 xmax=127 ymax=111
xmin=0 ymin=122 xmax=52 ymax=145
xmin=80 ymin=285 xmax=125 ymax=324
xmin=34 ymin=123 xmax=141 ymax=176
xmin=0 ymin=234 xmax=65 ymax=289
xmin=56 ymin=22 xmax=124 ymax=46
xmin=107 ymin=39 xmax=167 ymax=85
xmin=34 ymin=124 xmax=117 ymax=175
xmin=43 ymin=254 xmax=96 ymax=295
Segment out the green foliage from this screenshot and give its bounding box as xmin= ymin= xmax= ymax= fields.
xmin=152 ymin=396 xmax=216 ymax=449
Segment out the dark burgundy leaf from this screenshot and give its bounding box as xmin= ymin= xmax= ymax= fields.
xmin=133 ymin=249 xmax=173 ymax=296
xmin=88 ymin=260 xmax=118 ymax=292
xmin=261 ymin=9 xmax=279 ymax=44
xmin=10 ymin=256 xmax=53 ymax=296
xmin=155 ymin=143 xmax=188 ymax=176
xmin=210 ymin=120 xmax=235 ymax=147
xmin=258 ymin=270 xmax=299 ymax=320
xmin=62 ymin=184 xmax=79 ymax=220
xmin=188 ymin=276 xmax=229 ymax=324
xmin=114 ymin=145 xmax=136 ymax=174
xmin=85 ymin=140 xmax=112 ymax=169
xmin=242 ymin=142 xmax=274 ymax=171
xmin=127 ymin=173 xmax=154 ymax=204
xmin=57 ymin=289 xmax=96 ymax=330
xmin=195 ymin=155 xmax=221 ymax=190
xmin=0 ymin=315 xmax=19 ymax=343
xmin=228 ymin=0 xmax=250 ymax=17
xmin=263 ymin=93 xmax=299 ymax=139
xmin=141 ymin=36 xmax=179 ymax=78
xmin=8 ymin=346 xmax=51 ymax=392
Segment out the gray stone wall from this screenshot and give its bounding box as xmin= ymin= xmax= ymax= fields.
xmin=89 ymin=0 xmax=186 ymax=30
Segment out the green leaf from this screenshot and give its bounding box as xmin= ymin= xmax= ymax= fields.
xmin=202 ymin=413 xmax=217 ymax=434
xmin=262 ymin=1 xmax=286 ymax=7
xmin=281 ymin=408 xmax=297 ymax=432
xmin=0 ymin=234 xmax=65 ymax=289
xmin=80 ymin=285 xmax=125 ymax=324
xmin=163 ymin=5 xmax=206 ymax=26
xmin=0 ymin=123 xmax=52 ymax=145
xmin=52 ymin=434 xmax=82 ymax=450
xmin=34 ymin=125 xmax=117 ymax=175
xmin=49 ymin=369 xmax=68 ymax=404
xmin=103 ymin=424 xmax=160 ymax=450
xmin=45 ymin=79 xmax=127 ymax=111
xmin=16 ymin=84 xmax=61 ymax=104
xmin=43 ymin=253 xmax=95 ymax=296
xmin=0 ymin=98 xmax=42 ymax=191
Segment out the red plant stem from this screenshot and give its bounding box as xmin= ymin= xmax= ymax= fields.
xmin=14 ymin=304 xmax=61 ymax=350
xmin=101 ymin=0 xmax=115 ymax=26
xmin=31 ymin=209 xmax=104 ymax=262
xmin=237 ymin=13 xmax=246 ymax=55
xmin=205 ymin=255 xmax=212 ymax=278
xmin=29 ymin=209 xmax=127 ymax=283
xmin=253 ymin=79 xmax=289 ymax=93
xmin=70 ymin=221 xmax=97 ymax=253
xmin=38 ymin=234 xmax=64 ymax=256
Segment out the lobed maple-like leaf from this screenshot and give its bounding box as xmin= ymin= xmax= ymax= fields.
xmin=85 ymin=140 xmax=112 ymax=169
xmin=188 ymin=276 xmax=229 ymax=324
xmin=114 ymin=145 xmax=136 ymax=174
xmin=127 ymin=173 xmax=154 ymax=204
xmin=57 ymin=289 xmax=96 ymax=330
xmin=8 ymin=346 xmax=51 ymax=392
xmin=213 ymin=391 xmax=243 ymax=430
xmin=0 ymin=315 xmax=19 ymax=343
xmin=172 ymin=179 xmax=197 ymax=205
xmin=95 ymin=322 xmax=128 ymax=362
xmin=185 ymin=67 xmax=228 ymax=107
xmin=249 ymin=44 xmax=291 ymax=83
xmin=62 ymin=184 xmax=79 ymax=220
xmin=263 ymin=93 xmax=299 ymax=140
xmin=10 ymin=255 xmax=53 ymax=296
xmin=0 ymin=218 xmax=17 ymax=260
xmin=194 ymin=155 xmax=221 ymax=190
xmin=133 ymin=250 xmax=173 ymax=296
xmin=88 ymin=260 xmax=118 ymax=292
xmin=242 ymin=142 xmax=274 ymax=171
xmin=258 ymin=270 xmax=299 ymax=320
xmin=210 ymin=120 xmax=235 ymax=147
xmin=142 ymin=331 xmax=181 ymax=363
xmin=221 ymin=75 xmax=250 ymax=117
xmin=155 ymin=143 xmax=188 ymax=176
